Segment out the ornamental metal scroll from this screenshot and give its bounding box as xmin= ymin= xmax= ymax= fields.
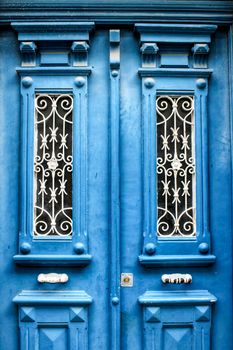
xmin=156 ymin=95 xmax=196 ymax=237
xmin=34 ymin=94 xmax=73 ymax=237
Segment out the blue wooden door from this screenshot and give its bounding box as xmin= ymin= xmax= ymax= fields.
xmin=0 ymin=21 xmax=232 ymax=350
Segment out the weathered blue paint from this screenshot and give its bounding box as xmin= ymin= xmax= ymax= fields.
xmin=0 ymin=27 xmax=110 ymax=350
xmin=13 ymin=290 xmax=93 ymax=305
xmin=0 ymin=1 xmax=233 ymax=24
xmin=139 ymin=291 xmax=216 ymax=350
xmin=119 ymin=26 xmax=232 ymax=350
xmin=13 ymin=22 xmax=94 ymax=266
xmin=13 ymin=290 xmax=92 ymax=350
xmin=137 ymin=24 xmax=216 ymax=267
xmin=0 ymin=3 xmax=232 ymax=350
xmin=109 ymin=29 xmax=121 ymax=350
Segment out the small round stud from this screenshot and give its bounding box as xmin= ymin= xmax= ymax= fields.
xmin=145 ymin=242 xmax=156 ymax=255
xmin=144 ymin=78 xmax=155 ymax=89
xmin=198 ymin=242 xmax=209 ymax=254
xmin=73 ymin=242 xmax=85 ymax=255
xmin=196 ymin=78 xmax=206 ymax=89
xmin=112 ymin=297 xmax=119 ymax=305
xmin=74 ymin=77 xmax=85 ymax=87
xmin=111 ymin=70 xmax=118 ymax=77
xmin=22 ymin=77 xmax=33 ymax=88
xmin=20 ymin=242 xmax=31 ymax=255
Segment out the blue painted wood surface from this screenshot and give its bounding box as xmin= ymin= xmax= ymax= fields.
xmin=109 ymin=29 xmax=121 ymax=350
xmin=0 ymin=7 xmax=232 ymax=350
xmin=12 ymin=22 xmax=94 ymax=266
xmin=14 ymin=290 xmax=92 ymax=350
xmin=0 ymin=1 xmax=233 ymax=24
xmin=136 ymin=24 xmax=217 ymax=267
xmin=139 ymin=291 xmax=216 ymax=349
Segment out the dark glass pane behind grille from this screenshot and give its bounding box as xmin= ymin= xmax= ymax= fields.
xmin=156 ymin=95 xmax=195 ymax=237
xmin=34 ymin=94 xmax=73 ymax=237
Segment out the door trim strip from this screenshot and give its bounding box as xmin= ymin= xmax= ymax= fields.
xmin=109 ymin=29 xmax=121 ymax=350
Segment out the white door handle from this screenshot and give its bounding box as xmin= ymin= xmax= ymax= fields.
xmin=161 ymin=273 xmax=192 ymax=284
xmin=37 ymin=273 xmax=69 ymax=284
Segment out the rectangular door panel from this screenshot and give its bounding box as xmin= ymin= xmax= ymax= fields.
xmin=120 ymin=27 xmax=232 ymax=350
xmin=0 ymin=26 xmax=110 ymax=350
xmin=139 ymin=291 xmax=216 ymax=350
xmin=136 ymin=24 xmax=217 ymax=266
xmin=12 ymin=22 xmax=94 ymax=267
xmin=14 ymin=290 xmax=92 ymax=350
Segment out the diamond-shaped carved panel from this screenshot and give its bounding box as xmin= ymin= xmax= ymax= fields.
xmin=70 ymin=307 xmax=86 ymax=322
xmin=163 ymin=327 xmax=193 ymax=350
xmin=20 ymin=307 xmax=35 ymax=322
xmin=145 ymin=307 xmax=161 ymax=322
xmin=195 ymin=306 xmax=210 ymax=322
xmin=39 ymin=328 xmax=68 ymax=350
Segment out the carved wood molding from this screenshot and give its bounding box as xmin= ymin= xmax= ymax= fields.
xmin=1 ymin=2 xmax=233 ymax=25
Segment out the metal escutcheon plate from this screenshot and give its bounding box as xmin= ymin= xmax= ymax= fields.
xmin=121 ymin=273 xmax=134 ymax=287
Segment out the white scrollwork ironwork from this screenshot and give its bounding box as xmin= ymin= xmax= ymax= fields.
xmin=34 ymin=94 xmax=73 ymax=236
xmin=156 ymin=95 xmax=196 ymax=237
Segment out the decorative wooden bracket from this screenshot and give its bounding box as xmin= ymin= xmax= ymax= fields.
xmin=140 ymin=42 xmax=159 ymax=68
xmin=20 ymin=41 xmax=37 ymax=66
xmin=192 ymin=43 xmax=210 ymax=68
xmin=71 ymin=41 xmax=89 ymax=66
xmin=12 ymin=22 xmax=94 ymax=68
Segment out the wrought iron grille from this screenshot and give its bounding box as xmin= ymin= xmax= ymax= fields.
xmin=34 ymin=94 xmax=73 ymax=236
xmin=156 ymin=95 xmax=196 ymax=237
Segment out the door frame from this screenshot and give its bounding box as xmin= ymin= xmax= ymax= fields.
xmin=0 ymin=2 xmax=233 ymax=350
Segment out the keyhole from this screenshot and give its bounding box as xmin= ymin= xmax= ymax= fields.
xmin=123 ymin=277 xmax=130 ymax=283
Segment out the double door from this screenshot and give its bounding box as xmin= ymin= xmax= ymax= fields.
xmin=0 ymin=23 xmax=232 ymax=350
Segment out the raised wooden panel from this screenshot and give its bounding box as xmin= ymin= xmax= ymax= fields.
xmin=139 ymin=290 xmax=216 ymax=350
xmin=163 ymin=326 xmax=193 ymax=350
xmin=39 ymin=327 xmax=68 ymax=350
xmin=136 ymin=24 xmax=217 ymax=266
xmin=13 ymin=290 xmax=92 ymax=350
xmin=11 ymin=22 xmax=95 ymax=266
